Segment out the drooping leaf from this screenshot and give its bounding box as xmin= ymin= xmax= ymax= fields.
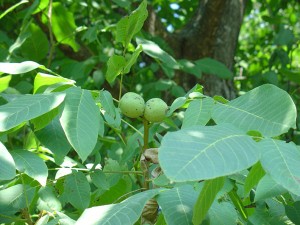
xmin=64 ymin=171 xmax=91 ymax=210
xmin=105 ymin=54 xmax=126 ymax=83
xmin=60 ymin=87 xmax=100 ymax=161
xmin=136 ymin=37 xmax=179 ymax=69
xmin=156 ymin=185 xmax=198 ymax=225
xmin=259 ymin=138 xmax=300 ymax=196
xmin=0 ymin=92 xmax=65 ymax=132
xmin=35 ymin=116 xmax=72 ymax=164
xmin=34 ymin=73 xmax=75 ymax=94
xmin=159 ymin=124 xmax=259 ymax=182
xmin=99 ymin=90 xmax=116 ymax=117
xmin=0 ymin=184 xmax=36 ymax=215
xmin=123 ymin=44 xmax=143 ymax=74
xmin=0 ymin=61 xmax=41 ymax=74
xmin=182 ymin=97 xmax=214 ymax=128
xmin=255 ymin=174 xmax=287 ymax=202
xmin=76 ymin=189 xmax=161 ymax=225
xmin=244 ymin=161 xmax=265 ymax=196
xmin=11 ymin=150 xmax=48 ymax=186
xmin=0 ymin=142 xmax=16 ymax=180
xmin=212 ymin=84 xmax=297 ymax=137
xmin=116 ymin=0 xmax=148 ymax=47
xmin=194 ymin=57 xmax=233 ymax=79
xmin=51 ymin=2 xmax=79 ymax=51
xmin=193 ymin=177 xmax=225 ymax=225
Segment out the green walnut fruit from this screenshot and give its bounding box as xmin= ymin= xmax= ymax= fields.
xmin=119 ymin=92 xmax=145 ymax=118
xmin=144 ymin=98 xmax=168 ymax=123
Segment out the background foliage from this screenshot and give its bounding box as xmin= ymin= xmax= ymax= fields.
xmin=0 ymin=0 xmax=300 ymax=224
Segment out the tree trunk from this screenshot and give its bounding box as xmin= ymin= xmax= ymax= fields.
xmin=147 ymin=0 xmax=247 ymax=99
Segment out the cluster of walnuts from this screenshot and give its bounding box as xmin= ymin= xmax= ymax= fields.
xmin=119 ymin=92 xmax=168 ymax=123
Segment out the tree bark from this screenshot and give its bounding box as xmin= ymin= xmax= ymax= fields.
xmin=147 ymin=0 xmax=247 ymax=99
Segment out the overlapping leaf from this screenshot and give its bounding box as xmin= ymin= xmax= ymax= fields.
xmin=182 ymin=97 xmax=214 ymax=128
xmin=76 ymin=189 xmax=160 ymax=225
xmin=159 ymin=124 xmax=259 ymax=181
xmin=0 ymin=142 xmax=16 ymax=180
xmin=156 ymin=185 xmax=198 ymax=225
xmin=60 ymin=87 xmax=100 ymax=161
xmin=259 ymin=138 xmax=300 ymax=196
xmin=106 ymin=55 xmax=126 ymax=83
xmin=212 ymin=84 xmax=296 ymax=137
xmin=0 ymin=61 xmax=41 ymax=74
xmin=0 ymin=92 xmax=65 ymax=132
xmin=11 ymin=150 xmax=48 ymax=186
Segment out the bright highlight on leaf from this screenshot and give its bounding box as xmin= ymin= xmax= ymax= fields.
xmin=0 ymin=61 xmax=41 ymax=74
xmin=0 ymin=142 xmax=16 ymax=180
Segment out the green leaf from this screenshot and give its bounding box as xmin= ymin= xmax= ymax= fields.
xmin=37 ymin=186 xmax=62 ymax=212
xmin=105 ymin=54 xmax=126 ymax=83
xmin=208 ymin=201 xmax=238 ymax=225
xmin=11 ymin=150 xmax=48 ymax=186
xmin=244 ymin=161 xmax=265 ymax=196
xmin=285 ymin=201 xmax=300 ymax=224
xmin=255 ymin=174 xmax=287 ymax=202
xmin=156 ymin=185 xmax=198 ymax=225
xmin=0 ymin=0 xmax=29 ymax=20
xmin=178 ymin=59 xmax=202 ymax=78
xmin=76 ymin=189 xmax=160 ymax=225
xmin=123 ymin=44 xmax=143 ymax=74
xmin=90 ymin=170 xmax=109 ymax=190
xmin=0 ymin=92 xmax=65 ymax=132
xmin=99 ymin=90 xmax=116 ymax=117
xmin=116 ymin=0 xmax=148 ymax=47
xmin=259 ymin=138 xmax=300 ymax=196
xmin=0 ymin=75 xmax=11 ymax=92
xmin=0 ymin=184 xmax=36 ymax=215
xmin=159 ymin=124 xmax=259 ymax=182
xmin=228 ymin=188 xmax=248 ymax=220
xmin=0 ymin=61 xmax=41 ymax=74
xmin=30 ymin=107 xmax=60 ymax=131
xmin=52 ymin=2 xmax=79 ymax=51
xmin=34 ymin=73 xmax=75 ymax=93
xmin=20 ymin=23 xmax=49 ymax=62
xmin=193 ymin=177 xmax=225 ymax=225
xmin=194 ymin=57 xmax=233 ymax=79
xmin=64 ymin=171 xmax=91 ymax=210
xmin=0 ymin=142 xmax=16 ymax=180
xmin=35 ymin=116 xmax=72 ymax=164
xmin=60 ymin=87 xmax=100 ymax=161
xmin=212 ymin=84 xmax=297 ymax=137
xmin=166 ymin=96 xmax=186 ymax=116
xmin=182 ymin=97 xmax=214 ymax=128
xmin=136 ymin=37 xmax=179 ymax=69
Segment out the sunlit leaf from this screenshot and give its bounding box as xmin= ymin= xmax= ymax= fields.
xmin=76 ymin=189 xmax=161 ymax=225
xmin=34 ymin=73 xmax=75 ymax=93
xmin=123 ymin=44 xmax=143 ymax=74
xmin=105 ymin=54 xmax=126 ymax=83
xmin=212 ymin=84 xmax=297 ymax=137
xmin=159 ymin=124 xmax=259 ymax=181
xmin=0 ymin=75 xmax=11 ymax=92
xmin=60 ymin=87 xmax=100 ymax=161
xmin=0 ymin=61 xmax=41 ymax=74
xmin=0 ymin=92 xmax=65 ymax=132
xmin=259 ymin=138 xmax=300 ymax=196
xmin=0 ymin=142 xmax=16 ymax=180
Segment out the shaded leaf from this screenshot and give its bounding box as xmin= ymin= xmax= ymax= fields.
xmin=208 ymin=201 xmax=238 ymax=225
xmin=244 ymin=161 xmax=265 ymax=196
xmin=105 ymin=54 xmax=126 ymax=83
xmin=159 ymin=124 xmax=259 ymax=181
xmin=156 ymin=185 xmax=198 ymax=225
xmin=123 ymin=44 xmax=143 ymax=74
xmin=11 ymin=150 xmax=48 ymax=186
xmin=212 ymin=84 xmax=296 ymax=137
xmin=0 ymin=92 xmax=65 ymax=132
xmin=60 ymin=87 xmax=100 ymax=161
xmin=37 ymin=186 xmax=62 ymax=212
xmin=193 ymin=177 xmax=225 ymax=225
xmin=178 ymin=59 xmax=202 ymax=78
xmin=99 ymin=90 xmax=116 ymax=117
xmin=64 ymin=171 xmax=91 ymax=210
xmin=0 ymin=142 xmax=16 ymax=180
xmin=285 ymin=201 xmax=300 ymax=225
xmin=195 ymin=58 xmax=232 ymax=79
